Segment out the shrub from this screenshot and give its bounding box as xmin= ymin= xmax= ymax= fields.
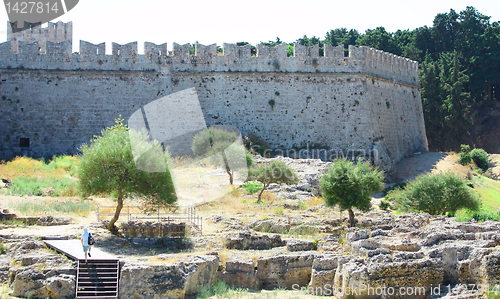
xmin=383 ymin=182 xmax=407 ymax=196
xmin=457 ymin=145 xmax=489 ymax=171
xmin=243 ymin=133 xmax=270 ymax=156
xmin=78 ymin=117 xmax=176 ymax=231
xmin=458 ymin=144 xmax=472 ymax=165
xmin=470 ymin=148 xmax=489 ymax=171
xmin=247 ymin=161 xmax=299 ymax=203
xmin=455 ymin=209 xmax=500 ymax=222
xmin=274 ymin=206 xmax=284 ymax=215
xmin=393 ymin=173 xmax=480 ymax=215
xmin=379 ymin=200 xmax=391 ymax=210
xmin=319 ymin=159 xmax=384 ymax=227
xmin=47 ymin=155 xmax=79 ymax=175
xmin=241 ymin=180 xmax=263 ymax=194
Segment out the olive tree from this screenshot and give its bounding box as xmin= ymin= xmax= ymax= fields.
xmin=247 ymin=161 xmax=299 ymax=203
xmin=319 ymin=159 xmax=384 ymax=227
xmin=78 ymin=117 xmax=176 ymax=232
xmin=192 ymin=126 xmax=252 ymax=185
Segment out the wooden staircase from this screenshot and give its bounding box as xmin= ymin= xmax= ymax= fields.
xmin=76 ymin=259 xmax=119 ymax=299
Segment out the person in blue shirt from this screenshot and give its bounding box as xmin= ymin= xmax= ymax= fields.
xmin=81 ymin=227 xmax=92 ymax=263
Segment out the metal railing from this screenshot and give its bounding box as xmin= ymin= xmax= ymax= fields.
xmin=96 ymin=205 xmax=202 ymax=235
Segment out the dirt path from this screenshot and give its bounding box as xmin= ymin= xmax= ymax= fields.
xmin=488 ymin=154 xmax=500 ymax=180
xmin=394 ymin=152 xmax=471 ymax=182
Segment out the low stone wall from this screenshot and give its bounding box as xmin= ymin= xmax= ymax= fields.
xmin=119 ymin=220 xmax=187 ymax=238
xmin=119 ymin=255 xmax=219 ymax=299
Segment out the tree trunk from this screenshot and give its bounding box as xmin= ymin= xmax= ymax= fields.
xmin=108 ymin=189 xmax=124 ymax=232
xmin=348 ymin=208 xmax=356 ymax=228
xmin=256 ymin=184 xmax=268 ymax=204
xmin=221 ymin=152 xmax=233 ymax=185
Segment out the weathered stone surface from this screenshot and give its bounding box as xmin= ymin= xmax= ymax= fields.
xmin=345 ymin=230 xmax=369 ymax=246
xmin=224 ymin=231 xmax=285 ymax=250
xmin=256 ymin=253 xmax=316 ymax=289
xmin=333 ymin=257 xmax=443 ymax=299
xmin=479 ymin=251 xmax=500 ymax=286
xmin=119 ymin=255 xmax=218 ymax=299
xmin=309 ymin=255 xmax=351 ymax=291
xmin=221 ymin=257 xmax=258 ymax=290
xmin=251 ymin=219 xmax=289 ymax=234
xmin=0 ymin=256 xmax=12 ymax=283
xmin=10 ymin=268 xmax=76 ymax=299
xmin=45 ymin=274 xmax=76 ymax=299
xmin=120 ymin=220 xmax=186 ymax=238
xmin=286 ymin=239 xmax=315 ymax=252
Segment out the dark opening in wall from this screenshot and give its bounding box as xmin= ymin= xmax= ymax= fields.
xmin=20 ymin=138 xmax=30 ymax=148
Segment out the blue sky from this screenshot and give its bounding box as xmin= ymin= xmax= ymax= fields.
xmin=1 ymin=0 xmax=500 ymax=53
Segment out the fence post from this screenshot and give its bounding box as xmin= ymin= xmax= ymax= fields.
xmin=158 ymin=205 xmax=160 ymax=222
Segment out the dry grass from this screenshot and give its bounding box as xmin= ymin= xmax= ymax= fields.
xmin=305 ymin=196 xmax=323 ymax=207
xmin=170 ymin=163 xmax=237 ymax=206
xmin=0 ymin=157 xmax=49 ymax=179
xmin=260 ymin=191 xmax=279 ymax=205
xmin=0 ymin=156 xmax=78 ymax=180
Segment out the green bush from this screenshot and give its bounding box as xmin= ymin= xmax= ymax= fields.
xmin=458 ymin=144 xmax=472 ymax=165
xmin=457 ymin=145 xmax=489 ymax=171
xmin=470 ymin=148 xmax=489 ymax=171
xmin=243 ymin=133 xmax=270 ymax=156
xmin=319 ymin=159 xmax=384 ymax=227
xmin=47 ymin=155 xmax=79 ymax=175
xmin=379 ymin=200 xmax=391 ymax=210
xmin=393 ymin=173 xmax=480 ymax=215
xmin=383 ymin=182 xmax=407 ymax=195
xmin=241 ymin=180 xmax=263 ymax=194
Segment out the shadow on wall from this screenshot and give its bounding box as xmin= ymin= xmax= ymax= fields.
xmin=394 ymin=152 xmax=447 ymax=182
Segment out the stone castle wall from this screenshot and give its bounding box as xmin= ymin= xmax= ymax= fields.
xmin=0 ymin=22 xmax=427 ymax=168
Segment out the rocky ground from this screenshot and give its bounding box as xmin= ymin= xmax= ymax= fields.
xmin=1 ymin=152 xmax=500 ymax=298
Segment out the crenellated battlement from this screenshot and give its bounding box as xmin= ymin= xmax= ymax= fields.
xmin=7 ymin=21 xmax=72 ymax=54
xmin=2 ymin=22 xmax=419 ymax=85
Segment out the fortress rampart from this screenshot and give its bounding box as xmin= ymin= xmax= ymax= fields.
xmin=2 ymin=22 xmax=419 ymax=85
xmin=0 ymin=22 xmax=427 ymax=171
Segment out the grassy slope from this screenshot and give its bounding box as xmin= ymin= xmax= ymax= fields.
xmin=474 ymin=176 xmax=500 ymax=210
